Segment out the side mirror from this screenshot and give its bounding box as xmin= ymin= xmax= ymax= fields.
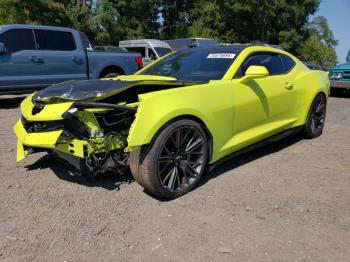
xmin=240 ymin=65 xmax=269 ymax=83
xmin=0 ymin=43 xmax=7 ymax=54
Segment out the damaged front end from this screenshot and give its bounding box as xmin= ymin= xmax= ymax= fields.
xmin=14 ymin=77 xmax=194 ymax=177
xmin=15 ymin=98 xmax=137 ymax=177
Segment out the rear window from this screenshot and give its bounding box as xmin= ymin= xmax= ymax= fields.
xmin=280 ymin=54 xmax=296 ymax=73
xmin=34 ymin=30 xmax=76 ymax=51
xmin=140 ymin=49 xmax=238 ymax=82
xmin=0 ymin=29 xmax=35 ymax=53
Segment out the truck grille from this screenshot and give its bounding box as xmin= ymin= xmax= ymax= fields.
xmin=343 ymin=70 xmax=350 ymax=79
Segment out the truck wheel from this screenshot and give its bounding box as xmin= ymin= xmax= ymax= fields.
xmin=102 ymin=72 xmax=119 ymax=78
xmin=129 ymin=119 xmax=209 ymax=199
xmin=303 ymin=93 xmax=327 ymax=138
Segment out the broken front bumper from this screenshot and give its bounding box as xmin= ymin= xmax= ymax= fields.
xmin=13 ymin=119 xmax=88 ymax=162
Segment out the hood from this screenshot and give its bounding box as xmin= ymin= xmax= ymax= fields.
xmin=330 ymin=63 xmax=350 ymax=70
xmin=32 ymin=75 xmax=179 ymax=103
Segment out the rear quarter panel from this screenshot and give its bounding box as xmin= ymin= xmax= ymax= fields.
xmin=293 ymin=69 xmax=330 ymax=126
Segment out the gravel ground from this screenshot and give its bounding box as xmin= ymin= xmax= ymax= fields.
xmin=0 ymin=94 xmax=349 ymax=262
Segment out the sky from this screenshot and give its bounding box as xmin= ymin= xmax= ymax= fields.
xmin=312 ymin=0 xmax=350 ymax=63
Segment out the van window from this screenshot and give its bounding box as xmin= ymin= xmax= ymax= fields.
xmin=125 ymin=47 xmax=146 ymax=57
xmin=34 ymin=30 xmax=76 ymax=51
xmin=0 ymin=29 xmax=36 ymax=53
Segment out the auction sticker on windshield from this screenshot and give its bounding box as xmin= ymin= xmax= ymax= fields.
xmin=207 ymin=53 xmax=236 ymax=59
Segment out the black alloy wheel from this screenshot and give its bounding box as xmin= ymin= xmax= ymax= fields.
xmin=157 ymin=126 xmax=206 ymax=193
xmin=129 ymin=119 xmax=209 ymax=199
xmin=304 ymin=94 xmax=327 ymax=138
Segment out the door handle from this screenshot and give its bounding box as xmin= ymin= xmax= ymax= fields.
xmin=284 ymin=82 xmax=293 ymax=90
xmin=29 ymin=56 xmax=43 ymax=63
xmin=72 ymin=56 xmax=83 ymax=64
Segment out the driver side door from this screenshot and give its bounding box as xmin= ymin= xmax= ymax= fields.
xmin=228 ymin=52 xmax=298 ymax=152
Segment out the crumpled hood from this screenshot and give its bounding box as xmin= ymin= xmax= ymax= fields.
xmin=32 ymin=75 xmax=179 ymax=103
xmin=32 ymin=79 xmax=140 ymax=103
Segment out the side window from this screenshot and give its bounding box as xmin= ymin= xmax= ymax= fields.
xmin=34 ymin=30 xmax=76 ymax=51
xmin=236 ymin=53 xmax=284 ymax=77
xmin=280 ymin=54 xmax=295 ymax=73
xmin=0 ymin=29 xmax=36 ymax=53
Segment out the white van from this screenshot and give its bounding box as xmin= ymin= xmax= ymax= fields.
xmin=119 ymin=39 xmax=173 ymax=65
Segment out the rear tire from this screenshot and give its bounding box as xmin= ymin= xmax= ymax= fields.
xmin=129 ymin=119 xmax=209 ymax=199
xmin=303 ymin=94 xmax=327 ymax=139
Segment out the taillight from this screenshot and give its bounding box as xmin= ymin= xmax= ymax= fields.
xmin=135 ymin=56 xmax=144 ymax=69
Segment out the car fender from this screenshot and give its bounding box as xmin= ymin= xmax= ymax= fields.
xmin=126 ymin=81 xmax=236 ymax=163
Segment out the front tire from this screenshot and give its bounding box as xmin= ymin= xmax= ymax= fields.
xmin=303 ymin=93 xmax=327 ymax=138
xmin=129 ymin=119 xmax=209 ymax=199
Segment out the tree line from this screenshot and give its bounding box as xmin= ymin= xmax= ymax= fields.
xmin=0 ymin=0 xmax=338 ymax=66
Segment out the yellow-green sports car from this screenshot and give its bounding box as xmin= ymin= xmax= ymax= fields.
xmin=14 ymin=45 xmax=330 ymax=199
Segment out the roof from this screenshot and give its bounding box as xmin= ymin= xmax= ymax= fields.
xmin=0 ymin=24 xmax=77 ymax=32
xmin=178 ymin=45 xmax=247 ymax=53
xmin=119 ymin=39 xmax=172 ymax=49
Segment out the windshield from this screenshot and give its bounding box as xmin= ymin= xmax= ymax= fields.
xmin=154 ymin=47 xmax=173 ymax=57
xmin=139 ymin=49 xmax=238 ymax=82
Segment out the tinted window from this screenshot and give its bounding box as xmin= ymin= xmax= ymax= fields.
xmin=125 ymin=47 xmax=146 ymax=57
xmin=0 ymin=29 xmax=36 ymax=53
xmin=148 ymin=48 xmax=156 ymax=59
xmin=236 ymin=53 xmax=284 ymax=77
xmin=154 ymin=47 xmax=172 ymax=57
xmin=140 ymin=49 xmax=238 ymax=82
xmin=281 ymin=54 xmax=295 ymax=72
xmin=34 ymin=30 xmax=76 ymax=51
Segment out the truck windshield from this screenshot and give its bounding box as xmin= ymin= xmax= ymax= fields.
xmin=139 ymin=49 xmax=239 ymax=82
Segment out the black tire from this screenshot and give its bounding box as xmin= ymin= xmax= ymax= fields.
xmin=102 ymin=72 xmax=119 ymax=78
xmin=129 ymin=119 xmax=209 ymax=199
xmin=303 ymin=93 xmax=327 ymax=139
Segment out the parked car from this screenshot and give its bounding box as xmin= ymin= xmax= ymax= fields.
xmin=94 ymin=46 xmax=127 ymax=52
xmin=0 ymin=25 xmax=143 ymax=94
xmin=329 ymin=63 xmax=350 ymax=92
xmin=165 ymin=38 xmax=219 ymax=51
xmin=14 ymin=45 xmax=329 ymax=199
xmin=119 ymin=39 xmax=173 ymax=66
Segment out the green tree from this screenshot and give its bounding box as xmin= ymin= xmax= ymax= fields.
xmin=0 ymin=0 xmax=70 ymax=25
xmin=300 ymin=16 xmax=338 ymax=66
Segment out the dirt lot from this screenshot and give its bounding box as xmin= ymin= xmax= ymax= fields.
xmin=0 ymin=94 xmax=349 ymax=262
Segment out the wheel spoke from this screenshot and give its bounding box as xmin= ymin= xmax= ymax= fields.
xmin=159 ymin=160 xmax=172 ymax=174
xmin=185 ymin=137 xmax=203 ymax=153
xmin=316 ymin=102 xmax=325 ymax=114
xmin=181 ymin=128 xmax=191 ymax=147
xmin=181 ymin=160 xmax=199 ymax=178
xmin=167 ymin=168 xmax=176 ymax=190
xmin=179 ymin=164 xmax=189 ymax=185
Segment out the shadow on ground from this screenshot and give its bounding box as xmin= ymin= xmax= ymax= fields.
xmin=0 ymin=95 xmax=27 ymax=109
xmin=25 ymin=154 xmax=134 ymax=191
xmin=330 ymin=88 xmax=350 ymax=98
xmin=25 ymin=133 xmax=303 ymax=195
